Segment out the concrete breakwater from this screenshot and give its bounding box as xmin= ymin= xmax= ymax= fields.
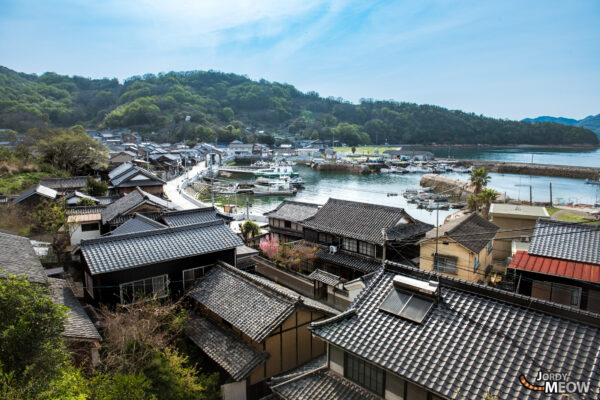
xmin=420 ymin=174 xmax=475 ymax=200
xmin=456 ymin=160 xmax=600 ymax=180
xmin=311 ymin=162 xmax=372 ymax=174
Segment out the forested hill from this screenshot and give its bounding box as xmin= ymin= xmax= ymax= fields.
xmin=0 ymin=66 xmax=597 ymax=145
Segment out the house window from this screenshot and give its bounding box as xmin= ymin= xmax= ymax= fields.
xmin=284 ymin=220 xmax=292 ymax=229
xmin=84 ymin=272 xmax=94 ymax=299
xmin=120 ymin=275 xmax=168 ymax=304
xmin=81 ymin=222 xmax=99 ymax=232
xmin=182 ymin=266 xmax=209 ymax=290
xmin=359 ymin=242 xmax=375 ymax=257
xmin=487 ymin=241 xmax=493 ymax=255
xmin=474 ymin=256 xmax=480 ymax=272
xmin=343 ymin=238 xmax=358 ymax=252
xmin=433 ymin=254 xmax=458 ymax=274
xmin=318 ymin=232 xmax=332 ymax=244
xmin=344 ymin=352 xmax=385 ymax=396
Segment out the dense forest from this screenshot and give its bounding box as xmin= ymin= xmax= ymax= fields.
xmin=0 ymin=66 xmax=597 ymax=145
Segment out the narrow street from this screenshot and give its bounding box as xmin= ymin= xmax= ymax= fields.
xmin=163 ymin=161 xmax=208 ymax=210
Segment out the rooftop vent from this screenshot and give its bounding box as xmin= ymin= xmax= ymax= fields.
xmin=393 ymin=275 xmax=439 ymax=297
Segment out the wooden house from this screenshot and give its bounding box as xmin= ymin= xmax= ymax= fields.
xmin=108 ymin=163 xmax=165 ymax=196
xmin=265 ymin=200 xmax=321 ymax=243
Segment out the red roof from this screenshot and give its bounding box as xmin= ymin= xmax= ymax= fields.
xmin=509 ymin=250 xmax=600 ymax=283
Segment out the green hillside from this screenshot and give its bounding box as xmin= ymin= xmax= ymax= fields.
xmin=0 ymin=66 xmax=597 ymax=145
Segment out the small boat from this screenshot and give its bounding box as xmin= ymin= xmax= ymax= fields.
xmin=253 ymin=178 xmax=297 ymax=196
xmin=585 ymin=178 xmax=600 ymax=185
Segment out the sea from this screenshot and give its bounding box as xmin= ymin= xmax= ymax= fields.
xmin=221 ymin=147 xmax=600 ymax=225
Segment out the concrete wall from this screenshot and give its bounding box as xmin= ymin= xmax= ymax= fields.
xmin=490 ymin=215 xmax=536 ymax=261
xmin=69 ymin=222 xmax=101 ymax=245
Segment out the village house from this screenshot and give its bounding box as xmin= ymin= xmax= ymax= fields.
xmin=419 ymin=213 xmax=499 ymax=284
xmin=187 ymin=262 xmax=338 ymax=400
xmin=508 ymin=219 xmax=600 ymax=312
xmin=108 ymin=163 xmax=166 ymax=196
xmin=300 ymin=199 xmax=432 ymax=280
xmin=488 ymin=203 xmax=549 ymax=261
xmin=78 ymin=220 xmax=243 ymax=304
xmin=12 ymin=184 xmax=57 ymax=207
xmin=109 ymin=150 xmax=137 ymax=166
xmin=39 ymin=176 xmax=90 ymax=196
xmin=265 ymin=200 xmax=321 ymax=243
xmin=269 ymin=261 xmax=600 ymax=400
xmin=382 ymin=149 xmax=435 ymax=161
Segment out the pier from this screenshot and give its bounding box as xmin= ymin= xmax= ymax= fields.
xmin=454 ymin=160 xmax=600 ymax=180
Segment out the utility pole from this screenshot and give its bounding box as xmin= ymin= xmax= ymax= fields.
xmin=246 ymin=197 xmax=250 ymax=219
xmin=209 ymin=146 xmax=215 ymax=208
xmin=529 ymin=185 xmax=532 ymax=206
xmin=549 ymin=182 xmax=553 ymax=206
xmin=434 ymin=203 xmax=439 ymax=270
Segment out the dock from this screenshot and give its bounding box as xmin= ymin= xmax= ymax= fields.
xmin=452 ymin=159 xmax=600 ymax=180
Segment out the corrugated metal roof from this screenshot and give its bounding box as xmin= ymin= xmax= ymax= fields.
xmin=509 ymin=250 xmax=600 ymax=283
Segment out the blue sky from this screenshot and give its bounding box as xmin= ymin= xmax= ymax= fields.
xmin=1 ymin=0 xmax=599 ymax=120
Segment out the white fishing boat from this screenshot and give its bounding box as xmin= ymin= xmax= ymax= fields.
xmin=253 ymin=178 xmax=297 ymax=196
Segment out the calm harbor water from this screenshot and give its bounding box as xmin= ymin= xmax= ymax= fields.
xmin=225 ymin=148 xmax=600 ymax=225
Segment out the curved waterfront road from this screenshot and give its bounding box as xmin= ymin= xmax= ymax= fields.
xmin=164 ymin=161 xmax=208 ymax=210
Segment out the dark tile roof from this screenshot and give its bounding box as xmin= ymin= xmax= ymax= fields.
xmin=47 ymin=278 xmax=101 ymax=341
xmin=265 ymin=200 xmax=321 ymax=222
xmin=189 ymin=262 xmax=336 ymax=342
xmin=308 ymin=269 xmax=343 ymax=286
xmin=13 ymin=184 xmax=57 ymax=204
xmin=311 ymin=263 xmax=600 ymax=400
xmin=0 ymin=232 xmax=47 ymax=283
xmin=301 ymin=198 xmax=412 ymax=244
xmin=271 ymin=364 xmax=379 ymax=400
xmin=109 ymin=213 xmax=167 ymax=236
xmin=161 ymin=207 xmax=221 ymax=227
xmin=425 ymin=213 xmax=499 ymax=253
xmin=39 ymin=176 xmax=89 ymax=191
xmin=81 ymin=221 xmax=242 ymax=275
xmin=386 ymin=219 xmax=433 ymax=240
xmin=187 ymin=316 xmax=267 ymax=381
xmin=316 ymin=248 xmax=381 ymax=274
xmin=66 ymin=206 xmax=106 ymax=216
xmin=529 ymin=218 xmax=600 ymax=265
xmin=108 ymin=163 xmax=165 ymax=187
xmin=101 ymin=187 xmax=173 ymax=224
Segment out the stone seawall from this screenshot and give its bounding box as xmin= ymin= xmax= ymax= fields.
xmin=458 ymin=160 xmax=600 ymax=180
xmin=312 ymin=162 xmax=372 ymax=174
xmin=420 ymin=174 xmax=475 ymax=200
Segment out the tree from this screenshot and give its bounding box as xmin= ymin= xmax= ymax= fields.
xmin=0 ymin=274 xmax=70 ymax=397
xmin=89 ymin=372 xmax=156 ymax=400
xmin=37 ymin=126 xmax=108 ymax=175
xmin=259 ymin=234 xmax=279 ymax=259
xmin=85 ymin=176 xmax=108 ymax=196
xmin=194 ymin=126 xmax=217 ymax=143
xmin=478 ymin=189 xmax=498 ymax=219
xmin=77 ymin=197 xmax=97 ymax=206
xmin=351 ymin=146 xmax=356 ymax=154
xmin=34 ymin=199 xmax=67 ymax=256
xmin=469 ymin=167 xmax=490 ymax=195
xmin=240 ymin=220 xmax=260 ymax=245
xmin=467 ymin=194 xmax=479 ymax=212
xmin=221 ymin=107 xmax=234 ymax=122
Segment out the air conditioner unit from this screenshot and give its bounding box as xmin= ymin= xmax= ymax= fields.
xmin=329 ymin=245 xmax=338 ymax=254
xmin=520 ymin=235 xmax=530 ymax=243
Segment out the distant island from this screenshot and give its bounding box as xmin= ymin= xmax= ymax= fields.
xmin=522 ymin=114 xmax=600 ymax=138
xmin=0 ymin=66 xmax=597 ymax=146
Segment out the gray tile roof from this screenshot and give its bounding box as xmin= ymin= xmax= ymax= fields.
xmin=529 ymin=218 xmax=600 ymax=265
xmin=161 ymin=207 xmax=221 ymax=227
xmin=108 ymin=163 xmax=165 ymax=187
xmin=0 ymin=232 xmax=47 ymax=283
xmin=189 ymin=262 xmax=337 ymax=342
xmin=308 ymin=269 xmax=343 ymax=286
xmin=47 ymin=278 xmax=102 ymax=341
xmin=311 ymin=263 xmax=600 ymax=400
xmin=81 ymin=221 xmax=242 ymax=275
xmin=386 ymin=219 xmax=433 ymax=241
xmin=316 ymin=248 xmax=382 ymax=274
xmin=66 ymin=206 xmax=106 ymax=216
xmin=301 ymin=198 xmax=412 ymax=244
xmin=271 ymin=365 xmax=379 ymax=400
xmin=187 ymin=316 xmax=268 ymax=381
xmin=265 ymin=200 xmax=321 ymax=222
xmin=109 ymin=213 xmax=167 ymax=236
xmin=39 ymin=176 xmax=89 ymax=191
xmin=425 ymin=213 xmax=499 ymax=253
xmin=13 ymin=184 xmax=57 ymax=204
xmin=101 ymin=187 xmax=173 ymax=224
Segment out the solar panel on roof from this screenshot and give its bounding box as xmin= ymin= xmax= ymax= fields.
xmin=379 ymin=288 xmax=434 ymax=323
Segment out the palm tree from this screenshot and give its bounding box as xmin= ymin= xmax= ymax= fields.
xmin=478 ymin=189 xmax=498 ymax=219
xmin=469 ymin=167 xmax=490 ymax=195
xmin=240 ymin=220 xmax=260 ymax=245
xmin=467 ymin=194 xmax=479 ymax=212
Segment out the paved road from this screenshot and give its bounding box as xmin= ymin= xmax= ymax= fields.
xmin=164 ymin=161 xmax=207 ymax=210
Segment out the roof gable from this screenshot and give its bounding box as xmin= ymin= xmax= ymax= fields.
xmin=0 ymin=232 xmax=47 ymax=284
xmin=109 ymin=213 xmax=167 ymax=236
xmin=101 ymin=187 xmax=172 ymax=224
xmin=529 ymin=219 xmax=600 ymax=265
xmin=264 ymin=200 xmax=321 ymax=222
xmin=425 ymin=213 xmax=499 ymax=253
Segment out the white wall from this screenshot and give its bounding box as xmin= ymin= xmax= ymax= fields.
xmin=69 ymin=223 xmax=101 ymax=245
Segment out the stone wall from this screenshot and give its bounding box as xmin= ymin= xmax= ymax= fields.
xmin=420 ymin=174 xmax=475 ymax=200
xmin=461 ymin=160 xmax=600 ymax=180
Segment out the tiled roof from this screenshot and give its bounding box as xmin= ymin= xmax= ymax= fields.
xmin=109 ymin=213 xmax=167 ymax=236
xmin=161 ymin=207 xmax=221 ymax=227
xmin=271 ymin=365 xmax=379 ymax=400
xmin=509 ymin=250 xmax=600 ymax=283
xmin=425 ymin=213 xmax=499 ymax=253
xmin=264 ymin=200 xmax=321 ymax=222
xmin=47 ymin=278 xmax=102 ymax=341
xmin=66 ymin=206 xmax=106 ymax=216
xmin=301 ymin=199 xmax=410 ymax=244
xmin=108 ymin=163 xmax=165 ymax=187
xmin=13 ymin=184 xmax=57 ymax=204
xmin=81 ymin=221 xmax=242 ymax=275
xmin=39 ymin=176 xmax=89 ymax=190
xmin=311 ymin=263 xmax=600 ymax=400
xmin=186 ymin=316 xmax=267 ymax=381
xmin=189 ymin=262 xmax=337 ymax=342
xmin=308 ymin=269 xmax=343 ymax=286
xmin=101 ymin=187 xmax=173 ymax=224
xmin=529 ymin=219 xmax=600 ymax=265
xmin=63 ymin=191 xmax=99 ymax=204
xmin=386 ymin=219 xmax=432 ymax=240
xmin=316 ymin=248 xmax=381 ymax=274
xmin=0 ymin=232 xmax=47 ymax=284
